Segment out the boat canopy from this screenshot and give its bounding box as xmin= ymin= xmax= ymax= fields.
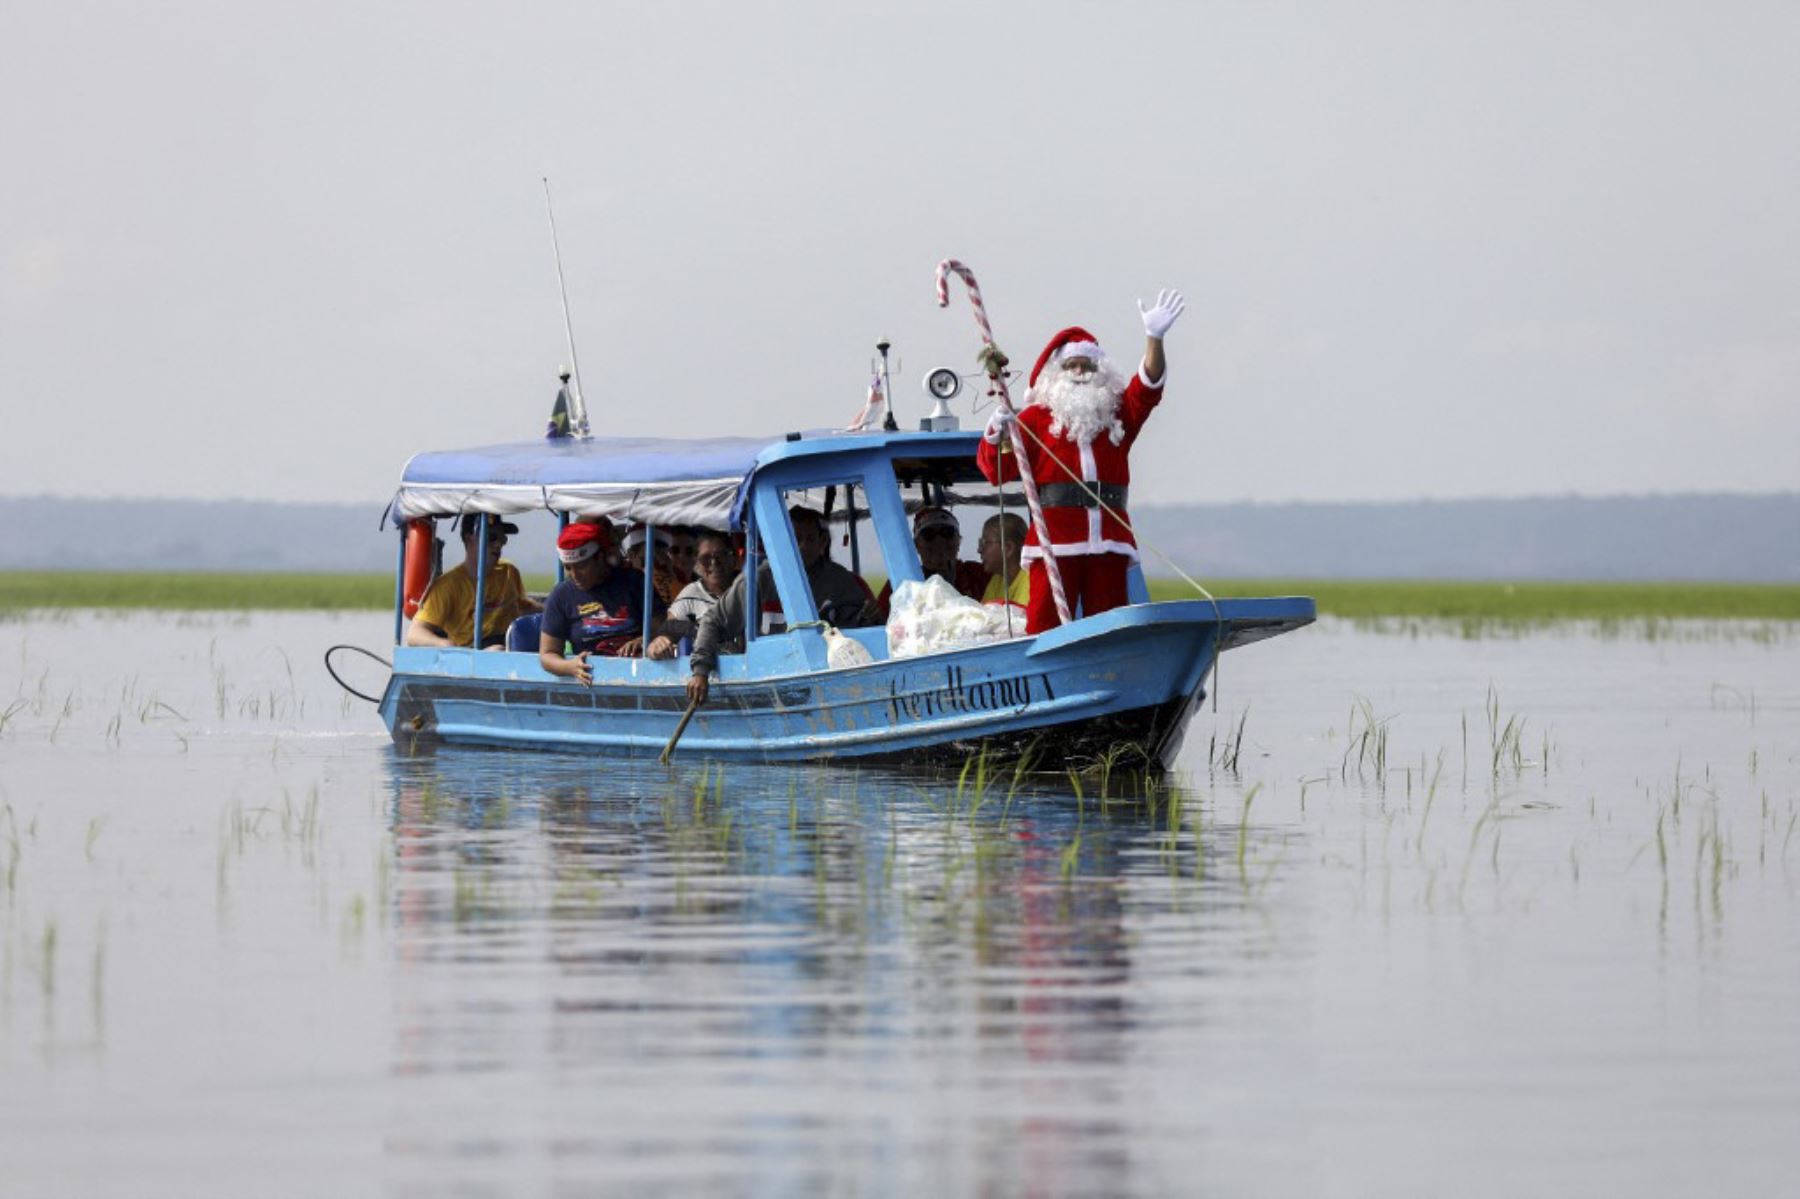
xmin=387 ymin=429 xmax=995 ymax=530
xmin=387 ymin=435 xmax=780 ymax=528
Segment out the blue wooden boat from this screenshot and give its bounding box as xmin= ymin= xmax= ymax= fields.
xmin=378 ymin=428 xmax=1313 ymax=768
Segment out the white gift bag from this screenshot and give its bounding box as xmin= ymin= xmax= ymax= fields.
xmin=885 ymin=576 xmax=1022 ymax=658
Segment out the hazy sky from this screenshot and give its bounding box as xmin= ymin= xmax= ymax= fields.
xmin=4 ymin=0 xmax=1797 ymax=508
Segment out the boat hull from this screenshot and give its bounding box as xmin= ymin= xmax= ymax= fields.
xmin=380 ymin=598 xmax=1312 ymax=770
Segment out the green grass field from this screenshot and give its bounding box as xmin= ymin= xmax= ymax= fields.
xmin=0 ymin=571 xmax=410 ymax=612
xmin=3 ymin=570 xmax=1797 ymax=624
xmin=1144 ymin=578 xmax=1800 ymax=623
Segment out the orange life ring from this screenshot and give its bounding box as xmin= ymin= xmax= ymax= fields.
xmin=402 ymin=520 xmax=437 ymax=617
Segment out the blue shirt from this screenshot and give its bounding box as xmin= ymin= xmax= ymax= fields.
xmin=542 ymin=568 xmax=666 ymax=656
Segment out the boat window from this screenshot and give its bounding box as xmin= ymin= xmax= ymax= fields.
xmin=779 ymin=482 xmax=890 ymax=604
xmin=772 ymin=449 xmax=1032 ymax=622
xmin=893 ymin=455 xmax=1032 ymax=575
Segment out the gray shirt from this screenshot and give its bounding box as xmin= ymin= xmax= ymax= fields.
xmin=689 ymin=557 xmax=872 ymax=677
xmin=663 ymin=578 xmax=723 ymax=641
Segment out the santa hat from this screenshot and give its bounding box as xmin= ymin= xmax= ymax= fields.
xmin=1027 ymin=326 xmax=1103 ymax=388
xmin=622 ymin=523 xmax=673 ymax=554
xmin=556 ymin=521 xmax=611 ymax=564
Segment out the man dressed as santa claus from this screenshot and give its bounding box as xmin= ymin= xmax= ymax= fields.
xmin=976 ymin=288 xmax=1185 ymax=634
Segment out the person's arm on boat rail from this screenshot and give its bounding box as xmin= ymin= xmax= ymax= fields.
xmin=536 ymin=578 xmax=594 ymax=682
xmin=539 ymin=634 xmax=592 ymax=685
xmin=404 ymin=619 xmax=454 ymax=648
xmin=537 ymin=590 xmax=592 ymax=683
xmin=633 ymin=612 xmax=686 ymax=660
xmin=686 ymin=607 xmax=725 ymax=706
xmin=686 ymin=574 xmax=747 ymax=706
xmin=404 ymin=573 xmax=461 ymax=647
xmin=644 ymin=621 xmax=684 ymax=660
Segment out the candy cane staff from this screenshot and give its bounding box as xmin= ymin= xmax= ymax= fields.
xmin=935 ymin=259 xmax=1073 ymax=625
xmin=976 ymin=288 xmax=1185 ymax=635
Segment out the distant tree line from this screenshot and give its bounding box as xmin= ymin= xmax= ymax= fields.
xmin=1 ymin=492 xmax=1795 ymax=581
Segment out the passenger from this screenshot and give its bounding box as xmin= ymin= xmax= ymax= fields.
xmin=686 ymin=507 xmax=874 ymax=705
xmin=405 ymin=514 xmax=540 ymax=650
xmin=539 ymin=522 xmax=676 ymax=683
xmin=623 ymin=523 xmax=684 ymax=606
xmin=649 ymin=529 xmax=738 ymax=658
xmin=665 ymin=525 xmax=698 ymax=586
xmin=869 ymin=506 xmax=991 ymax=621
xmin=979 ymin=512 xmax=1031 ymax=610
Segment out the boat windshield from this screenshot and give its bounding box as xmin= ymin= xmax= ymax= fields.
xmin=771 ymin=446 xmax=1034 ymax=617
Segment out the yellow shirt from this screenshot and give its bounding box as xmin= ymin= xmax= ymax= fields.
xmin=982 ymin=568 xmax=1030 ymax=607
xmin=414 ymin=561 xmax=526 ymax=646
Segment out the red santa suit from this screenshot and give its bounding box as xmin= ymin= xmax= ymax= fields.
xmin=977 ymin=326 xmax=1163 ymax=634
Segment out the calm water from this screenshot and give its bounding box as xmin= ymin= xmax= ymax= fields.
xmin=1 ymin=610 xmax=1796 ymax=1197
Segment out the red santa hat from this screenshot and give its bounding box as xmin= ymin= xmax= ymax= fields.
xmin=557 ymin=521 xmax=613 ymax=564
xmin=1027 ymin=326 xmax=1103 ymax=388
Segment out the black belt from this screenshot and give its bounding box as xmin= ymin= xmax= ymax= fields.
xmin=1037 ymin=481 xmax=1127 ymax=509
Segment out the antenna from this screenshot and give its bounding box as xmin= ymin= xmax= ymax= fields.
xmin=875 ymin=339 xmax=899 ymax=431
xmin=541 ymin=177 xmax=591 ymax=439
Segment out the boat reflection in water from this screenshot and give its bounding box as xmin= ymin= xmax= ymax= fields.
xmin=380 ymin=745 xmax=1285 ymax=1191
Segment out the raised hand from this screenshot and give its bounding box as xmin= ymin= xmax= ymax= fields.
xmin=1137 ymin=288 xmax=1186 ymax=340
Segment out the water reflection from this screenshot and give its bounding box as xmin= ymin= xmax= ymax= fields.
xmin=380 ymin=747 xmax=1279 ymax=1191
xmin=13 ymin=614 xmax=1795 ymax=1194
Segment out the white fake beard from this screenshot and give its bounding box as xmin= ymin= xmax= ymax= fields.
xmin=1036 ymin=360 xmax=1127 ymax=446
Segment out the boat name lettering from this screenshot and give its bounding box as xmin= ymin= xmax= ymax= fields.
xmin=886 ymin=665 xmax=1051 ymax=722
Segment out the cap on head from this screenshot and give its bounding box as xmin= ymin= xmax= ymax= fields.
xmin=1028 ymin=326 xmax=1103 ymax=388
xmin=912 ymin=506 xmax=960 ymax=536
xmin=459 ymin=513 xmax=520 ymax=539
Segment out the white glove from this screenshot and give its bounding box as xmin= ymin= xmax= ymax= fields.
xmin=1137 ymin=288 xmax=1186 ymax=340
xmin=983 ymin=407 xmax=1016 ymax=445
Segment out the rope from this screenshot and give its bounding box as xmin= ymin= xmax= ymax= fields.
xmin=935 ymin=258 xmax=1073 ymax=625
xmin=324 ymin=644 xmax=391 ymax=705
xmin=1006 ymin=413 xmax=1228 ymax=709
xmin=995 ymin=458 xmax=1015 ymax=637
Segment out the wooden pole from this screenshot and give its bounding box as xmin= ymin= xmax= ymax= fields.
xmin=660 ymin=696 xmax=702 ymax=765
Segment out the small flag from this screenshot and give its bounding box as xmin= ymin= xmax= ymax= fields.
xmin=546 ymin=383 xmax=572 ymax=440
xmin=846 ymin=372 xmax=886 ymax=432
